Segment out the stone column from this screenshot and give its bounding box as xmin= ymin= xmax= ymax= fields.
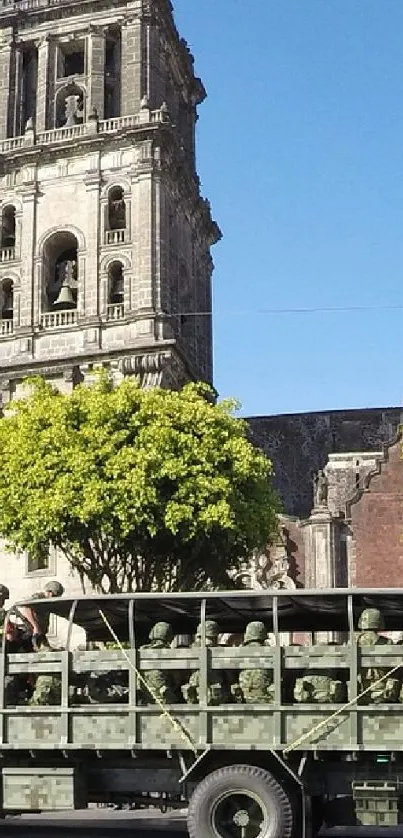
xmin=0 ymin=30 xmax=13 ymax=140
xmin=302 ymin=506 xmax=337 ymax=589
xmin=83 ymin=170 xmax=101 ymax=319
xmin=121 ymin=15 xmax=143 ymax=115
xmin=130 ymin=163 xmax=154 ymax=323
xmin=19 ymin=183 xmax=38 ymax=330
xmin=87 ymin=29 xmax=105 ymax=119
xmin=36 ymin=37 xmax=50 ymax=133
xmin=302 ymin=505 xmax=339 ymax=643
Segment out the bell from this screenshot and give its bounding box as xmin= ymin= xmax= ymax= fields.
xmin=54 ymin=282 xmax=75 ymax=309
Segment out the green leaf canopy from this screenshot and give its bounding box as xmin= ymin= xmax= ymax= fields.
xmin=0 ymin=375 xmax=280 ymax=592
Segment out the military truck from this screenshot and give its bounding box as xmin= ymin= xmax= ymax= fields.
xmin=2 ymin=588 xmax=403 ymax=838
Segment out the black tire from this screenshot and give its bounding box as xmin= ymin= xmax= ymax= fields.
xmin=187 ymin=763 xmax=293 ymax=838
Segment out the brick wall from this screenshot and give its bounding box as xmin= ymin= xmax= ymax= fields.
xmin=348 ymin=438 xmax=403 ymax=587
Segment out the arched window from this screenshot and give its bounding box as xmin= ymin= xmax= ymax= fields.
xmin=0 ymin=278 xmax=14 ymax=335
xmin=55 ymin=82 xmax=84 ymax=129
xmin=108 ymin=186 xmax=126 ymax=231
xmin=43 ymin=231 xmax=79 ymax=312
xmin=1 ymin=206 xmax=16 ymax=250
xmin=1 ymin=279 xmax=13 ymax=320
xmin=107 ymin=262 xmax=124 ymax=319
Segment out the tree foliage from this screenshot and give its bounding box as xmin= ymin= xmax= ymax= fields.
xmin=0 ymin=375 xmax=280 ymax=592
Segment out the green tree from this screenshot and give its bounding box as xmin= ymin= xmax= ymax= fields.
xmin=0 ymin=375 xmax=280 ymax=593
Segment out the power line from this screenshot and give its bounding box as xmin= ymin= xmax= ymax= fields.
xmin=168 ymin=302 xmax=403 ymax=317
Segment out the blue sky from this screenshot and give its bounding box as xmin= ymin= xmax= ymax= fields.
xmin=173 ymin=0 xmax=403 ymax=417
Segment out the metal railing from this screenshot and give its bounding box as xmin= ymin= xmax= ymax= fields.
xmin=41 ymin=310 xmax=77 ymax=330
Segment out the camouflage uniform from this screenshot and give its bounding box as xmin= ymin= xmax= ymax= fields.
xmin=139 ymin=622 xmax=177 ymax=705
xmin=355 ymin=608 xmax=399 ymax=704
xmin=0 ymin=585 xmax=25 ymax=705
xmin=0 ymin=584 xmax=10 ymax=642
xmin=294 ymin=644 xmax=345 ymax=704
xmin=27 ymin=581 xmax=64 ymax=707
xmin=232 ymin=621 xmax=275 ymax=704
xmin=182 ymin=621 xmax=227 ymax=705
xmin=86 ymin=641 xmax=130 ymax=704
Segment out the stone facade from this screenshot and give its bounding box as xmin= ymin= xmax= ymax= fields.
xmin=248 ymin=409 xmax=403 ymax=595
xmin=0 ymin=0 xmax=220 ymax=401
xmin=248 ymin=407 xmax=402 ymax=519
xmin=0 ymin=0 xmax=220 ymax=624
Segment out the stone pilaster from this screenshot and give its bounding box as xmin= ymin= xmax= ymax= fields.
xmin=36 ymin=38 xmax=50 ymax=133
xmin=132 ymin=169 xmax=154 ymax=314
xmin=121 ymin=15 xmax=143 ymax=116
xmin=19 ymin=184 xmax=38 ymax=329
xmin=87 ymin=29 xmax=106 ymax=119
xmin=302 ymin=506 xmax=337 ymax=589
xmin=0 ymin=30 xmax=13 ymax=140
xmin=83 ymin=169 xmax=101 ymax=318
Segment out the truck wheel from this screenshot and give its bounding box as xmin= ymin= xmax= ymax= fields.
xmin=187 ymin=764 xmax=293 ymax=838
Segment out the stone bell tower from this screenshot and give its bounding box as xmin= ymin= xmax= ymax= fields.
xmin=0 ymin=0 xmax=221 ymax=402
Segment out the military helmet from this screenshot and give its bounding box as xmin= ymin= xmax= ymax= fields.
xmin=244 ymin=620 xmax=267 ymax=644
xmin=0 ymin=584 xmax=9 ymax=600
xmin=196 ymin=620 xmax=219 ymax=640
xmin=149 ymin=621 xmax=173 ymax=642
xmin=44 ymin=580 xmax=64 ymax=597
xmin=358 ymin=607 xmax=382 ymax=631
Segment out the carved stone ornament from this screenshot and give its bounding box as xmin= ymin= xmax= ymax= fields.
xmin=232 ymin=529 xmax=296 ymax=592
xmin=313 ymin=469 xmax=328 ymax=508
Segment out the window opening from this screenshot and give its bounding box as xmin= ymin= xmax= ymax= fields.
xmin=57 ymin=41 xmax=85 ymax=78
xmin=56 ymin=83 xmax=84 ymax=128
xmin=1 ymin=207 xmax=15 ymax=249
xmin=43 ymin=233 xmax=79 ymax=312
xmin=27 ymin=549 xmax=50 ymax=574
xmin=108 ymin=263 xmax=124 ymax=305
xmin=108 ymin=187 xmax=126 ymax=230
xmin=104 ymin=34 xmax=121 ymax=119
xmin=20 ymin=46 xmax=38 ymax=134
xmin=1 ymin=280 xmax=13 ymax=320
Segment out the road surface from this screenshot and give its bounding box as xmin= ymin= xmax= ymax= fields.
xmin=0 ymin=809 xmax=188 ymax=837
xmin=3 ymin=813 xmax=403 ymax=837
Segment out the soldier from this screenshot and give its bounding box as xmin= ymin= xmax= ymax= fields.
xmin=0 ymin=584 xmax=10 ymax=640
xmin=355 ymin=608 xmax=400 ymax=704
xmin=20 ymin=581 xmax=64 ymax=707
xmin=182 ymin=620 xmax=227 ymax=705
xmin=294 ymin=643 xmax=345 ymax=704
xmin=232 ymin=621 xmax=275 ymax=704
xmin=139 ymin=622 xmax=177 ymax=705
xmin=84 ymin=640 xmax=131 ymax=705
xmin=17 ymin=580 xmax=64 ymax=650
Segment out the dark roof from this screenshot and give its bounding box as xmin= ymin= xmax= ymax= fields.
xmin=11 ymin=589 xmax=403 ymax=640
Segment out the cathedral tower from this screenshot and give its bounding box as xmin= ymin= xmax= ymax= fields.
xmin=0 ymin=0 xmax=220 ymax=401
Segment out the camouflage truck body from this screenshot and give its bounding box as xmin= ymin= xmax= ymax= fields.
xmin=1 ymin=588 xmax=403 ymax=837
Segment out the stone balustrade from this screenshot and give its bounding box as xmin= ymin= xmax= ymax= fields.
xmin=0 ymin=0 xmax=75 ymax=12
xmin=0 ymin=110 xmax=168 ymax=155
xmin=0 ymin=319 xmax=13 ymax=336
xmin=41 ymin=310 xmax=78 ymax=330
xmin=107 ymin=303 xmax=125 ymax=321
xmin=0 ymin=248 xmax=16 ymax=263
xmin=105 ymin=229 xmax=125 ymax=246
